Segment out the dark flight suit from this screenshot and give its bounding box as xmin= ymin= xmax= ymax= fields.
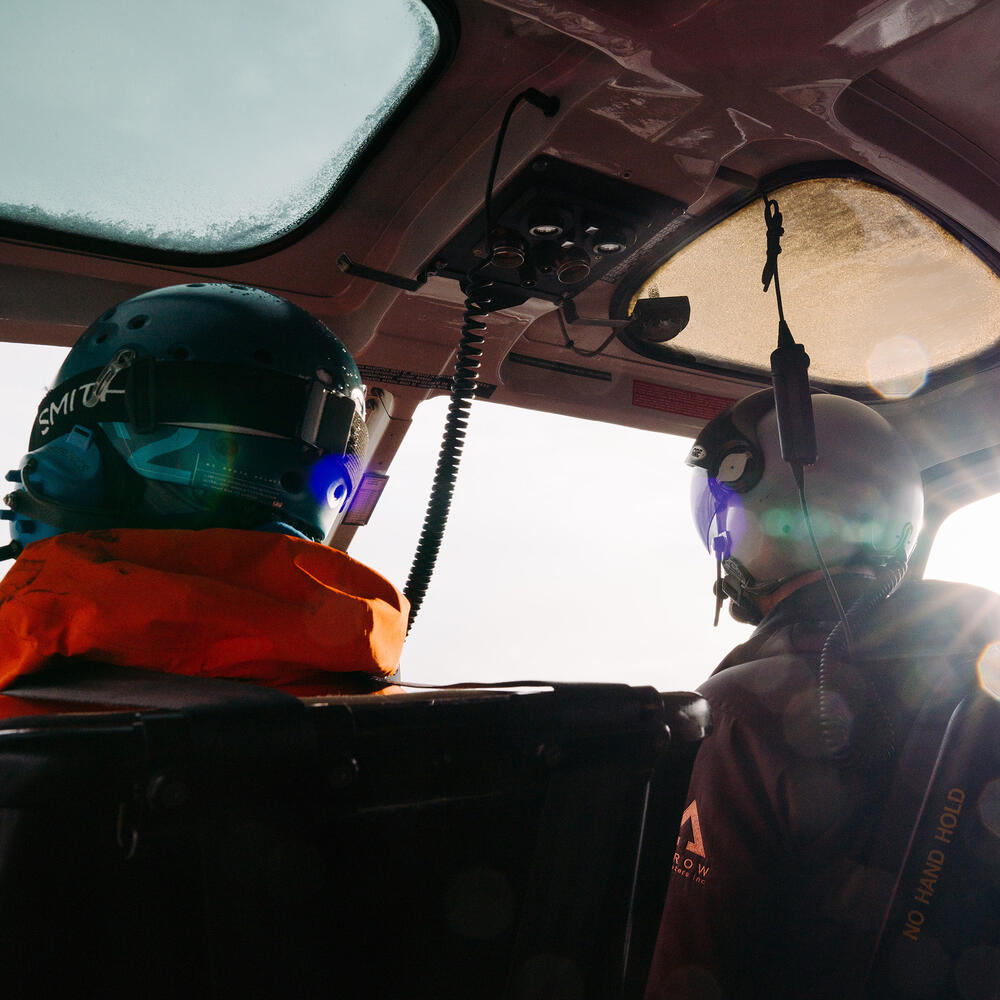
xmin=646 ymin=577 xmax=1000 ymax=999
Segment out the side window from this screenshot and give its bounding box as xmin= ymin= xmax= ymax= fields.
xmin=924 ymin=493 xmax=1000 ymax=594
xmin=349 ymin=397 xmax=753 ymax=690
xmin=0 ymin=342 xmax=69 ymax=562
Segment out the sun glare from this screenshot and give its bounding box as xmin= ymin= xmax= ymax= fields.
xmin=925 ymin=493 xmax=1000 ymax=595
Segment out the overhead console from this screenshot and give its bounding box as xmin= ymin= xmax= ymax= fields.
xmin=426 ymin=156 xmax=685 ymax=309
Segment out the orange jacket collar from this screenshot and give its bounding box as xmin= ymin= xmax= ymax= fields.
xmin=0 ymin=529 xmax=409 ymax=688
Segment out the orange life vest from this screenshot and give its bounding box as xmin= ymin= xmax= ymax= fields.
xmin=0 ymin=528 xmax=409 ymax=690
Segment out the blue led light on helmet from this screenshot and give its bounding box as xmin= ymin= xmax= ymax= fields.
xmin=309 ymin=455 xmax=353 ymax=513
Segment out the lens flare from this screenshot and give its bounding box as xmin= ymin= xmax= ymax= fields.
xmin=762 ymin=507 xmax=797 ymax=539
xmin=867 ymin=336 xmax=929 ymax=399
xmin=761 ymin=506 xmax=830 ymax=543
xmin=977 ymin=779 xmax=1000 ymax=839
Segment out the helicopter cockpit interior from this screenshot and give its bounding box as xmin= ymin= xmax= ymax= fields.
xmin=1 ymin=0 xmax=1000 ymax=996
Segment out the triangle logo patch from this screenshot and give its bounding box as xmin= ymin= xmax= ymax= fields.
xmin=677 ymin=800 xmax=706 ymax=858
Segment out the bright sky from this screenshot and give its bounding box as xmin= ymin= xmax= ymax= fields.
xmin=349 ymin=397 xmax=753 ymax=690
xmin=0 ymin=341 xmax=995 ymax=693
xmin=349 ymin=395 xmax=1000 ymax=689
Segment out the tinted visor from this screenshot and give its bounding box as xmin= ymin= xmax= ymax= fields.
xmin=690 ymin=467 xmax=719 ymax=553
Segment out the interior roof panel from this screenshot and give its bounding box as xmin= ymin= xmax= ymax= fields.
xmin=1 ymin=0 xmax=1000 ymax=466
xmin=868 ymin=0 xmax=1000 ymax=165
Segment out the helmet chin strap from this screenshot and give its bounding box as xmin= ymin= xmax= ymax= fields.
xmin=714 ymin=564 xmax=761 ymax=625
xmin=713 ymin=556 xmax=787 ymax=626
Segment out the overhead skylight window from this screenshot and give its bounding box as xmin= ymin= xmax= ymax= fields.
xmin=630 ymin=178 xmax=1000 ymax=396
xmin=0 ymin=0 xmax=440 ymax=255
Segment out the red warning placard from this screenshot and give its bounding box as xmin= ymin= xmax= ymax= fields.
xmin=632 ymin=380 xmax=734 ymax=419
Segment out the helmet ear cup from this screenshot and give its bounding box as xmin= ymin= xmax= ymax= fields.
xmin=9 ymin=425 xmax=143 ymax=546
xmin=9 ymin=428 xmax=105 ymax=546
xmin=714 ymin=445 xmax=762 ymax=495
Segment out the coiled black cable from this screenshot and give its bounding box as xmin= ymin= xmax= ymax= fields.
xmin=817 ymin=560 xmax=907 ymax=764
xmin=403 ymin=88 xmax=558 ymax=631
xmin=403 ymin=267 xmax=492 ymax=626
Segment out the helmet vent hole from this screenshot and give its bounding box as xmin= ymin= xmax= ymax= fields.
xmin=95 ymin=332 xmax=109 ymax=344
xmin=187 ymin=283 xmax=205 ymax=288
xmin=254 ymin=349 xmax=274 ymax=365
xmin=281 ymin=470 xmax=305 ymax=494
xmin=169 ymin=346 xmax=190 ymax=361
xmin=127 ymin=315 xmax=150 ymax=330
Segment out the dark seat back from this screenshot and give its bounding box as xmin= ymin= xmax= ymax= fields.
xmin=0 ymin=670 xmax=708 ymax=999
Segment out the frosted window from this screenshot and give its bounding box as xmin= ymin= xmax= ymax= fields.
xmin=632 ymin=179 xmax=1000 ymax=395
xmin=0 ymin=0 xmax=439 ymax=254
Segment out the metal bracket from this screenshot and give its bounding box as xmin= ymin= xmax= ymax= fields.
xmin=561 ymin=300 xmax=632 ymax=328
xmin=337 ymin=254 xmax=427 ymax=293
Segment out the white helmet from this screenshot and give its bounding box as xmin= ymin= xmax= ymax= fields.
xmin=687 ymin=390 xmax=923 ymax=622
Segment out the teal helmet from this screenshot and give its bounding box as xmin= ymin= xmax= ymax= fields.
xmin=7 ymin=283 xmax=367 ymax=551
